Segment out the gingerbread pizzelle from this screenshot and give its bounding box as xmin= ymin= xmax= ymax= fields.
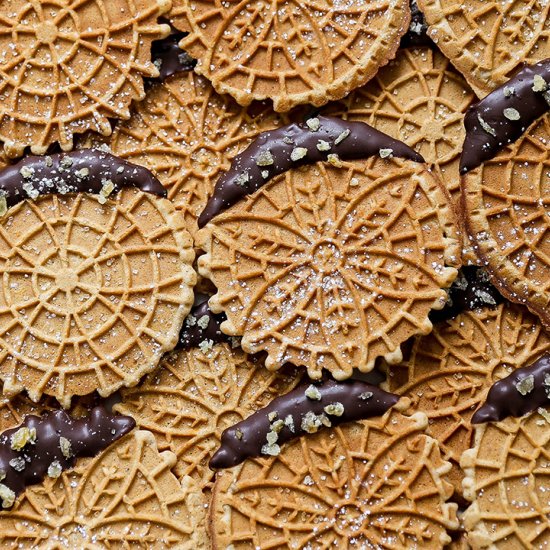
xmin=198 ymin=118 xmax=459 ymax=379
xmin=0 ymin=0 xmax=172 ymax=157
xmin=211 ymin=402 xmax=458 ymax=549
xmin=171 ymin=0 xmax=412 ymax=111
xmin=0 ymin=152 xmax=196 ymax=407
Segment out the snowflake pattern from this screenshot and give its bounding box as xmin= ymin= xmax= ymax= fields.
xmin=115 ymin=343 xmax=301 ymax=487
xmin=211 ymin=407 xmax=458 ymax=549
xmin=463 ymin=113 xmax=550 ymax=329
xmin=418 ymin=0 xmax=550 ymax=97
xmin=0 ymin=430 xmax=209 ymax=548
xmin=105 ymin=72 xmax=284 ymax=240
xmin=0 ymin=189 xmax=195 ymax=407
xmin=198 ymin=158 xmax=459 ymax=379
xmin=0 ymin=0 xmax=170 ymax=157
xmin=171 ymin=0 xmax=411 ymax=111
xmin=385 ymin=301 xmax=550 ymax=496
xmin=462 ymin=411 xmax=550 ymax=548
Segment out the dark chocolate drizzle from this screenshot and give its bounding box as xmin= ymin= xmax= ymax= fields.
xmin=209 ymin=378 xmax=399 ymax=469
xmin=150 ymin=24 xmax=196 ymax=82
xmin=198 ymin=115 xmax=424 ymax=227
xmin=460 ymin=59 xmax=550 ymax=173
xmin=429 ymin=266 xmax=503 ymax=323
xmin=400 ymin=0 xmax=432 ymax=49
xmin=0 ymin=407 xmax=135 ymax=506
xmin=176 ymin=298 xmax=228 ymax=350
xmin=472 ymin=353 xmax=550 ymax=423
xmin=0 ymin=149 xmax=166 ymax=209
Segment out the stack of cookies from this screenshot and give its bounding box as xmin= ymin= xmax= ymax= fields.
xmin=0 ymin=0 xmax=548 ymax=548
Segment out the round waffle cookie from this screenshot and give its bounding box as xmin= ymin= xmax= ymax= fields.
xmin=416 ymin=0 xmax=550 ymax=97
xmin=461 ymin=410 xmax=550 ymax=549
xmin=463 ymin=111 xmax=550 ymax=329
xmin=104 ymin=72 xmax=284 ymax=240
xmin=115 ymin=342 xmax=301 ymax=487
xmin=0 ymin=154 xmax=196 ymax=407
xmin=0 ymin=0 xmax=172 ymax=158
xmin=171 ymin=0 xmax=411 ymax=112
xmin=198 ymin=120 xmax=459 ymax=380
xmin=384 ymin=300 xmax=550 ymax=498
xmin=0 ymin=430 xmax=209 ymax=548
xmin=324 ymin=47 xmax=475 ymax=206
xmin=211 ymin=403 xmax=458 ymax=548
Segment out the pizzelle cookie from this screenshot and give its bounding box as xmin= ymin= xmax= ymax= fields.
xmin=462 ymin=61 xmax=550 ymax=329
xmin=211 ymin=402 xmax=458 ymax=549
xmin=462 ymin=410 xmax=550 ymax=549
xmin=0 ymin=150 xmax=196 ymax=407
xmin=0 ymin=0 xmax=172 ymax=158
xmin=104 ymin=72 xmax=284 ymax=239
xmin=324 ymin=47 xmax=475 ymax=205
xmin=115 ymin=301 xmax=302 ymax=487
xmin=0 ymin=429 xmax=209 ymax=548
xmin=417 ymin=0 xmax=550 ymax=97
xmin=197 ymin=117 xmax=459 ymax=380
xmin=171 ymin=0 xmax=411 ymax=112
xmin=384 ymin=298 xmax=550 ymax=498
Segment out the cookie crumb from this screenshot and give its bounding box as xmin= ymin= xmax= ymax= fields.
xmin=515 ymin=375 xmax=534 ymax=396
xmin=290 ymin=147 xmax=308 ymax=161
xmin=305 ymin=385 xmax=321 ymax=400
xmin=503 ymin=108 xmax=520 ymax=121
xmin=11 ymin=427 xmax=37 ymax=451
xmin=306 ymin=118 xmax=320 ymax=131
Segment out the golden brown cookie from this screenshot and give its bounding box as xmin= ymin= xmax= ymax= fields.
xmin=324 ymin=47 xmax=475 ymax=205
xmin=417 ymin=0 xmax=550 ymax=97
xmin=462 ymin=410 xmax=550 ymax=549
xmin=171 ymin=0 xmax=411 ymax=111
xmin=0 ymin=430 xmax=210 ymax=548
xmin=0 ymin=0 xmax=172 ymax=157
xmin=211 ymin=402 xmax=458 ymax=548
xmin=104 ymin=72 xmax=284 ymax=240
xmin=115 ymin=342 xmax=301 ymax=487
xmin=0 ymin=152 xmax=196 ymax=407
xmin=198 ymin=152 xmax=459 ymax=380
xmin=463 ymin=112 xmax=550 ymax=329
xmin=384 ymin=300 xmax=550 ymax=497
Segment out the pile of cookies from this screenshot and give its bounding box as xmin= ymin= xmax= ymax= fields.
xmin=0 ymin=0 xmax=547 ymax=548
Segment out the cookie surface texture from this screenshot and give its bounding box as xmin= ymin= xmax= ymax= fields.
xmin=107 ymin=72 xmax=284 ymax=240
xmin=462 ymin=411 xmax=550 ymax=549
xmin=198 ymin=156 xmax=459 ymax=379
xmin=325 ymin=46 xmax=475 ymax=206
xmin=115 ymin=343 xmax=301 ymax=486
xmin=0 ymin=0 xmax=171 ymax=157
xmin=417 ymin=0 xmax=550 ymax=97
xmin=172 ymin=0 xmax=411 ymax=111
xmin=463 ymin=112 xmax=550 ymax=329
xmin=385 ymin=301 xmax=550 ymax=497
xmin=211 ymin=405 xmax=458 ymax=549
xmin=0 ymin=430 xmax=209 ymax=549
xmin=0 ymin=188 xmax=195 ymax=407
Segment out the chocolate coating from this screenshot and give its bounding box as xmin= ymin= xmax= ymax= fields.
xmin=472 ymin=353 xmax=550 ymax=423
xmin=198 ymin=115 xmax=424 ymax=227
xmin=209 ymin=378 xmax=399 ymax=469
xmin=460 ymin=59 xmax=550 ymax=173
xmin=177 ymin=299 xmax=228 ymax=349
xmin=0 ymin=149 xmax=166 ymax=209
xmin=151 ymin=26 xmax=196 ymax=81
xmin=430 ymin=266 xmax=503 ymax=323
xmin=0 ymin=407 xmax=135 ymax=505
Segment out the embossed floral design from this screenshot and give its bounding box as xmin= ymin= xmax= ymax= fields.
xmin=0 ymin=0 xmax=170 ymax=156
xmin=212 ymin=408 xmax=458 ymax=548
xmin=199 ymin=158 xmax=458 ymax=379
